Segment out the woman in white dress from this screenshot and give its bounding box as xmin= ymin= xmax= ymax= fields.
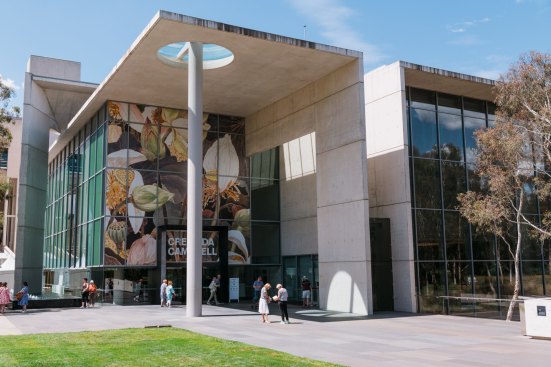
xmin=258 ymin=283 xmax=271 ymax=323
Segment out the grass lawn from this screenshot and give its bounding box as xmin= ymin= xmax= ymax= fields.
xmin=0 ymin=328 xmax=340 ymax=367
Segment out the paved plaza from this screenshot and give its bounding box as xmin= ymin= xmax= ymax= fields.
xmin=0 ymin=303 xmax=549 ymax=367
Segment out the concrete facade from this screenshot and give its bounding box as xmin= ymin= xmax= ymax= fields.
xmin=246 ymin=60 xmax=372 ymax=314
xmin=0 ymin=118 xmax=22 ymax=286
xmin=6 ymin=12 xmax=373 ymax=314
xmin=15 ymin=56 xmax=96 ymax=293
xmin=365 ymin=62 xmax=415 ymax=312
xmin=364 ymin=61 xmax=496 ymax=313
xmin=12 ymin=11 xmax=507 ymax=317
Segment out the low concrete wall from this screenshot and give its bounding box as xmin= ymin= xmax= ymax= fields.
xmin=0 ymin=270 xmax=14 ymax=287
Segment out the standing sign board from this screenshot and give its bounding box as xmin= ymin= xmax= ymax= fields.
xmin=229 ymin=278 xmax=239 ymax=302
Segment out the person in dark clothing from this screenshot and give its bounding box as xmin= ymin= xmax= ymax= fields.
xmin=275 ymin=283 xmax=289 ymax=324
xmin=301 ymin=276 xmax=311 ymax=308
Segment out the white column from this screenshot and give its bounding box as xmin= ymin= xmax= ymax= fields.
xmin=186 ymin=42 xmax=203 ymax=317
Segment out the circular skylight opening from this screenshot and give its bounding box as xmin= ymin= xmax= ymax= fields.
xmin=157 ymin=42 xmax=234 ymax=70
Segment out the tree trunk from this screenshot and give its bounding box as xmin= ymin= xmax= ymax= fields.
xmin=485 ymin=263 xmax=496 ymax=297
xmin=506 ymin=192 xmax=524 ymax=322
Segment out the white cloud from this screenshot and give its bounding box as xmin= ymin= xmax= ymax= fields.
xmin=473 ymin=68 xmax=504 ymax=80
xmin=447 ymin=17 xmax=491 ymax=33
xmin=288 ymin=0 xmax=384 ymax=65
xmin=0 ymin=74 xmax=20 ymax=91
xmin=470 ymin=54 xmax=512 ymax=80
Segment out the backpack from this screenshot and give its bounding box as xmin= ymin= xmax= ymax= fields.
xmin=209 ymin=280 xmax=216 ymax=291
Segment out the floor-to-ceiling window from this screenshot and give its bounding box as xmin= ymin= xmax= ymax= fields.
xmin=44 ymin=101 xmax=281 ymax=303
xmin=407 ymin=87 xmax=549 ymax=319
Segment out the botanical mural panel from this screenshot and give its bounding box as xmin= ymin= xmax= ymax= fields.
xmin=103 ymin=102 xmax=254 ymax=266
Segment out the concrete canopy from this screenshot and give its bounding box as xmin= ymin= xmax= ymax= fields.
xmin=402 ymin=61 xmax=496 ymax=102
xmin=50 ymin=10 xmax=361 ymax=159
xmin=33 ymin=76 xmax=97 ymax=132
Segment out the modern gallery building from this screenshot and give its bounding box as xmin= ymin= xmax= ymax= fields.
xmin=8 ymin=10 xmax=549 ymax=318
xmin=366 ymin=62 xmax=550 ymax=318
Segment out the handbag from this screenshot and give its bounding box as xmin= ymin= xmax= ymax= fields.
xmin=15 ymin=291 xmax=23 ymax=301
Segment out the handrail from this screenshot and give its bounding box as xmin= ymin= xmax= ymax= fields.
xmin=437 ymin=295 xmax=523 ymax=302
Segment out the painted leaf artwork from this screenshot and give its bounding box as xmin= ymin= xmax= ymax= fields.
xmin=105 ymin=101 xmax=250 ymax=265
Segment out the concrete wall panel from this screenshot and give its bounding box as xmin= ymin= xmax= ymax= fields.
xmin=280 ymin=174 xmax=317 ymax=221
xmin=317 ymin=199 xmax=370 ymax=263
xmin=365 ymin=63 xmax=417 ymax=312
xmin=27 ymin=55 xmax=81 ymax=80
xmin=364 ymin=61 xmax=403 ymax=104
xmin=316 ymin=140 xmax=368 ymax=208
xmin=247 ymin=59 xmax=371 ymax=315
xmin=315 ymin=84 xmax=365 ymax=154
xmin=18 ymin=105 xmax=53 ymax=153
xmin=319 ymin=260 xmax=372 ymax=314
xmin=365 ymin=90 xmax=407 ymax=157
xmin=281 ymin=217 xmax=318 ymax=256
xmin=368 ymin=148 xmax=410 ymax=208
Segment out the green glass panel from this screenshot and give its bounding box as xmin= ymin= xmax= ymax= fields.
xmin=55 ymin=168 xmax=58 ymax=200
xmin=76 ymin=225 xmax=83 ymax=268
xmin=90 ymin=132 xmax=97 ymax=176
xmin=54 ymin=202 xmax=60 ymax=233
xmin=88 ymin=179 xmax=95 ymax=221
xmin=97 ymin=124 xmax=105 ymax=173
xmin=77 ymin=184 xmax=83 ymax=226
xmin=83 ymin=137 xmax=90 ymax=182
xmin=95 ymin=172 xmax=104 ymax=219
xmin=61 ymin=196 xmax=67 ymax=232
xmin=82 ymin=183 xmax=89 ymax=223
xmin=55 ymin=234 xmax=60 ymax=268
xmin=86 ymin=223 xmax=94 ymax=267
xmin=93 ymin=219 xmax=102 ymax=265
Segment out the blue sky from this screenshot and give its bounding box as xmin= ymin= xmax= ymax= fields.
xmin=1 ymin=0 xmax=550 ymax=109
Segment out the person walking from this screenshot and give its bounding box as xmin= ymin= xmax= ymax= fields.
xmin=160 ymin=279 xmax=168 ymax=307
xmin=251 ymin=276 xmax=263 ymax=310
xmin=88 ymin=280 xmax=97 ymax=307
xmin=81 ymin=277 xmax=89 ymax=308
xmin=274 ymin=284 xmax=289 ymax=324
xmin=105 ymin=278 xmax=113 ymax=303
xmin=166 ymin=280 xmax=175 ymax=308
xmin=301 ymin=276 xmax=311 ymax=308
xmin=207 ymin=275 xmax=220 ymax=305
xmin=0 ymin=282 xmax=10 ymax=315
xmin=258 ymin=283 xmax=271 ymax=323
xmin=133 ymin=278 xmax=143 ymax=302
xmin=17 ymin=281 xmax=29 ymax=313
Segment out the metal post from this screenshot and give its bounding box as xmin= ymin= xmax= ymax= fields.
xmin=186 ymin=42 xmax=203 ymax=317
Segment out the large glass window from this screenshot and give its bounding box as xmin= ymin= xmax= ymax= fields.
xmin=415 ymin=209 xmax=443 ymax=261
xmin=464 ymin=117 xmax=486 ymax=163
xmin=411 ymin=109 xmax=438 ymax=158
xmin=407 ymin=87 xmax=548 ymax=319
xmin=413 ymin=158 xmax=441 ymax=209
xmin=441 ymin=161 xmax=465 ymax=209
xmin=46 ymin=101 xmax=280 ymax=274
xmin=438 ymin=113 xmax=464 ymax=161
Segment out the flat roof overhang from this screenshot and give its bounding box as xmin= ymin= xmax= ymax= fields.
xmin=49 ymin=10 xmax=361 ymax=160
xmin=402 ymin=61 xmax=496 ymax=102
xmin=32 ymin=76 xmax=98 ymax=131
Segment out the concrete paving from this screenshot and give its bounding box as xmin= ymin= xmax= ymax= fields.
xmin=0 ymin=303 xmax=549 ymax=367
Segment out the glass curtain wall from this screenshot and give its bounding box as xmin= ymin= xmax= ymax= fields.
xmin=407 ymin=87 xmax=549 ymax=319
xmin=45 ymin=101 xmax=280 ymax=302
xmin=44 ymin=106 xmax=106 ymax=272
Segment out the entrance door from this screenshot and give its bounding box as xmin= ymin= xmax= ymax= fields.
xmin=370 ymin=218 xmax=394 ymax=312
xmin=157 ymin=225 xmax=228 ymax=305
